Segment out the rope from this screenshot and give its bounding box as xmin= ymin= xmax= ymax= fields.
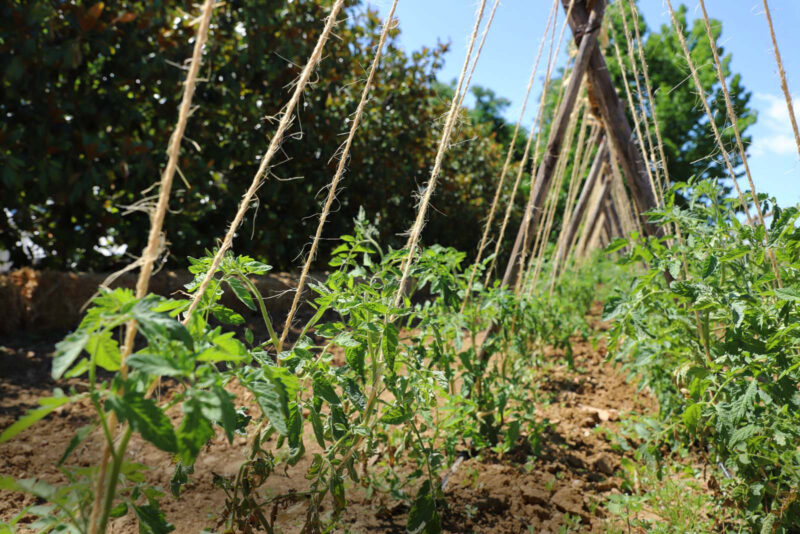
xmin=664 ymin=0 xmax=754 ymax=228
xmin=483 ymin=0 xmax=562 ymax=286
xmin=548 ymin=105 xmax=594 ymax=293
xmin=762 ymin=0 xmax=800 ymax=159
xmin=616 ymin=4 xmax=665 ymax=209
xmin=697 ymin=0 xmax=781 ymax=286
xmin=528 ymin=95 xmax=585 ymax=291
xmin=509 ymin=0 xmax=580 ymax=288
xmin=278 ymin=0 xmax=400 ymax=350
xmin=460 ymin=0 xmax=557 ymax=312
xmin=625 ymin=0 xmax=672 ymax=190
xmin=393 ymin=0 xmax=489 ymax=307
xmin=88 ymin=1 xmax=216 ymax=531
xmin=183 ymin=0 xmax=347 ymax=324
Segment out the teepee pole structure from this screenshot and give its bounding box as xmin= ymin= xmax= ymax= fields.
xmin=500 ymin=0 xmax=605 ymax=288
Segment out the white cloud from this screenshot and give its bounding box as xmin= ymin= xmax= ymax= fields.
xmin=750 ymin=93 xmax=800 ymax=157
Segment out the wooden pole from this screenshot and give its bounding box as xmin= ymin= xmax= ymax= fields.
xmin=562 ymin=0 xmax=661 ymax=237
xmin=553 ymin=136 xmax=608 ymax=265
xmin=574 ymin=171 xmax=611 ymax=258
xmin=500 ymin=0 xmax=605 ymax=289
xmin=604 ymin=199 xmax=624 ymax=241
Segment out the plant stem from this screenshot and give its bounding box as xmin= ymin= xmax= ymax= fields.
xmin=96 ymin=426 xmax=133 ymax=534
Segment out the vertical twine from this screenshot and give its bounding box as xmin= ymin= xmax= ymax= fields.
xmin=278 ymin=0 xmax=400 ymax=350
xmin=460 ymin=0 xmax=558 ymax=312
xmin=762 ymin=0 xmax=800 ymax=159
xmin=183 ymin=0 xmax=347 ymax=324
xmin=393 ymin=0 xmax=489 ymax=307
xmin=483 ymin=1 xmax=562 ymax=286
xmin=664 ymin=0 xmax=754 ymax=227
xmin=528 ymin=96 xmax=585 ymax=291
xmin=697 ymin=0 xmax=781 ymax=286
xmin=485 ymin=0 xmax=577 ymax=286
xmin=625 ymin=0 xmax=672 ymax=189
xmin=616 ymin=4 xmax=665 ymax=209
xmin=88 ymin=2 xmax=216 ymax=532
xmin=511 ymin=0 xmax=579 ymax=286
xmin=548 ymin=107 xmax=594 ymax=293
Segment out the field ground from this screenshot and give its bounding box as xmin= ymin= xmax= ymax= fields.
xmin=0 ymin=298 xmax=719 ymax=533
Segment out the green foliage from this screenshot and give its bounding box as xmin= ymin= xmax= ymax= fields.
xmin=1 ymin=209 xmax=605 ymax=533
xmin=606 ymin=179 xmax=800 ymax=531
xmin=1 ymin=0 xmax=522 ymax=271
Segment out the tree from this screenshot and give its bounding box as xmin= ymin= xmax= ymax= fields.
xmin=0 ymin=1 xmax=523 ymax=271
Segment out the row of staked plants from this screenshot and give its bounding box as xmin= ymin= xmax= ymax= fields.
xmin=605 ymin=178 xmax=800 ymax=532
xmin=0 ymin=210 xmax=608 ymax=534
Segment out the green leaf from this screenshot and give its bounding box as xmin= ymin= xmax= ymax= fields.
xmin=407 ymin=480 xmax=441 ymax=534
xmin=170 ymin=461 xmax=194 ymax=498
xmin=87 ymin=330 xmax=121 ymax=371
xmin=132 ymin=502 xmax=175 ymax=534
xmin=345 ymin=344 xmax=366 ymax=380
xmin=133 ymin=300 xmax=194 ymax=350
xmin=58 ymin=424 xmax=94 ymax=466
xmin=52 ymin=330 xmax=89 ymax=379
xmin=775 ymin=287 xmax=800 ymax=301
xmin=379 ymin=404 xmax=410 ymax=425
xmin=109 ymin=502 xmax=129 ymax=519
xmin=731 ymin=301 xmax=746 ymax=328
xmin=211 ymin=305 xmax=245 ymax=325
xmin=308 ymin=405 xmax=326 ymax=447
xmin=732 ymin=379 xmax=758 ymax=422
xmin=382 ymin=324 xmax=399 ymax=373
xmin=196 ymin=386 xmax=237 ymax=443
xmin=226 ymin=277 xmax=255 ymax=310
xmin=176 ymin=398 xmax=215 ymax=465
xmin=246 ymin=366 xmax=299 ymax=436
xmin=106 ymin=390 xmax=178 ymax=453
xmin=127 ymin=353 xmax=186 ymax=377
xmin=313 ymin=377 xmax=341 ymax=406
xmin=0 ymin=392 xmax=72 ymax=443
xmin=700 ymin=254 xmax=718 ymax=279
xmin=682 ymin=403 xmax=702 ymax=433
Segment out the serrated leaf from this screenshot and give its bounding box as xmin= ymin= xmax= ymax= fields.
xmin=132 ymin=502 xmax=175 ymax=534
xmin=313 ymin=377 xmax=341 ymax=406
xmin=127 ymin=352 xmax=186 ymax=377
xmin=58 ymin=424 xmax=94 ymax=466
xmin=700 ymin=254 xmax=718 ymax=278
xmin=52 ymin=330 xmax=90 ymax=379
xmin=379 ymin=404 xmax=410 ymax=425
xmin=176 ymin=398 xmax=215 ymax=465
xmin=775 ymin=287 xmax=800 ymax=301
xmin=732 ymin=379 xmax=758 ymax=422
xmin=246 ymin=366 xmax=299 ymax=436
xmin=682 ymin=403 xmax=702 ymax=433
xmin=226 ymin=277 xmax=255 ymax=310
xmin=382 ymin=324 xmax=399 ymax=372
xmin=106 ymin=390 xmax=177 ymax=453
xmin=407 ymin=480 xmax=441 ymax=534
xmin=133 ymin=300 xmax=194 ymax=350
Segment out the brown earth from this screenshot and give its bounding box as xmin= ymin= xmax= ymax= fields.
xmin=2 ymin=304 xmax=662 ymax=533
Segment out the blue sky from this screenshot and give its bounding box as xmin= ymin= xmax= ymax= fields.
xmin=371 ymin=0 xmax=800 ymax=206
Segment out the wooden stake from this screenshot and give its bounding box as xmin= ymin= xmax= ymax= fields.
xmin=563 ymin=0 xmax=660 ymax=236
xmin=500 ymin=0 xmax=605 ymax=288
xmin=553 ymin=136 xmax=608 ymax=266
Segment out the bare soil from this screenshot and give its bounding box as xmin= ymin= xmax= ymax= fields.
xmin=1 ymin=305 xmax=660 ymax=533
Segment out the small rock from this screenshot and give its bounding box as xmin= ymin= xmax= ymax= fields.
xmin=591 ymin=453 xmax=616 ymax=476
xmin=521 ymin=485 xmax=549 ymax=507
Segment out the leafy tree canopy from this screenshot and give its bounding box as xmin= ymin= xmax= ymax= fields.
xmin=1 ymin=0 xmax=525 ymax=271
